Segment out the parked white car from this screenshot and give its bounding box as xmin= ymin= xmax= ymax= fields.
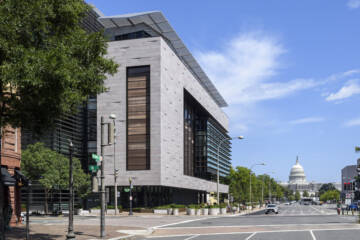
xmin=265 ymin=204 xmax=279 ymax=214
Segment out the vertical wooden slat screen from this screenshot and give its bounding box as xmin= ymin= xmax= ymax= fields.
xmin=127 ymin=66 xmax=150 ymax=170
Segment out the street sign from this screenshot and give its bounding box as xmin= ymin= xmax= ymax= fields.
xmin=124 ymin=188 xmax=130 ymax=192
xmin=92 ymin=153 xmax=101 ymax=163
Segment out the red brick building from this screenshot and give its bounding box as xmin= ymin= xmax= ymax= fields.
xmin=0 ymin=126 xmax=21 ymax=226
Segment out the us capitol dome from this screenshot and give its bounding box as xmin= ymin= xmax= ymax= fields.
xmin=289 ymin=158 xmax=307 ymax=184
xmin=280 ymin=157 xmax=322 ymax=198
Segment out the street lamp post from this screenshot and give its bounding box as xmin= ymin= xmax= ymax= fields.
xmin=109 ymin=114 xmax=125 ymax=215
xmin=269 ymin=180 xmax=272 ymax=203
xmin=216 ymin=136 xmax=244 ymax=204
xmin=262 ymin=172 xmax=275 ymax=206
xmin=66 ymin=140 xmax=75 ymax=239
xmin=129 ymin=177 xmax=133 ymax=216
xmin=249 ymin=163 xmax=265 ymax=211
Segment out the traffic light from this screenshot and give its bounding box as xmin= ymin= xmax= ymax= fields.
xmin=89 ymin=153 xmax=101 ymax=173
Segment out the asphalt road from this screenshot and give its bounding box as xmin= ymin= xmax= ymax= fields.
xmin=146 ymin=204 xmax=360 ymax=240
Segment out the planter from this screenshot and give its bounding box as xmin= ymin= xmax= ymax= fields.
xmin=201 ymin=208 xmax=208 ymax=215
xmin=173 ymin=208 xmax=179 ymax=216
xmin=167 ymin=208 xmax=173 ymax=215
xmin=232 ymin=207 xmax=237 ymax=213
xmin=75 ymin=209 xmax=82 ymax=215
xmin=209 ymin=208 xmax=219 ymax=215
xmin=154 ymin=209 xmax=168 ymax=214
xmin=195 ymin=209 xmax=201 ymax=215
xmin=220 ymin=208 xmax=227 ymax=214
xmin=186 ymin=208 xmax=195 ymax=215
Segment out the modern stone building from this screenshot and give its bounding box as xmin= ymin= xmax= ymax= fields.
xmin=341 ymin=165 xmax=357 ymax=200
xmin=97 ymin=11 xmax=231 ymax=207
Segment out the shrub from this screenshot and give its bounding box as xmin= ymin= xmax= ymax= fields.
xmin=170 ymin=204 xmax=185 ymax=209
xmin=208 ymin=204 xmax=219 ymax=208
xmin=154 ymin=204 xmax=172 ymax=209
xmin=219 ymin=203 xmax=227 ymax=208
xmin=187 ymin=204 xmax=199 ymax=209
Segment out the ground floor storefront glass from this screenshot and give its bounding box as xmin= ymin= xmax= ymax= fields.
xmin=106 ymin=186 xmax=207 ymax=208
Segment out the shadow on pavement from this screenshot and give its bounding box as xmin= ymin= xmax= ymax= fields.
xmin=5 ymin=227 xmax=62 ymax=240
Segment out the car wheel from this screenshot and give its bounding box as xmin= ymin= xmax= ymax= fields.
xmin=276 ymin=212 xmax=279 ymax=214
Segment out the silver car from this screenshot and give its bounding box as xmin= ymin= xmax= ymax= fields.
xmin=265 ymin=204 xmax=279 ymax=214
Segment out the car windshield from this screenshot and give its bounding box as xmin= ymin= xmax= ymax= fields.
xmin=268 ymin=204 xmax=276 ymax=207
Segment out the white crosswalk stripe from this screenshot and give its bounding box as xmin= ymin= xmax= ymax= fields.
xmin=275 ymin=203 xmax=338 ymax=216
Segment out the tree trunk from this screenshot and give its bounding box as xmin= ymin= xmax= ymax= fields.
xmin=44 ymin=189 xmax=49 ymax=215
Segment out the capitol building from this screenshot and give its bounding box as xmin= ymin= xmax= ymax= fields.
xmin=280 ymin=157 xmax=339 ymax=197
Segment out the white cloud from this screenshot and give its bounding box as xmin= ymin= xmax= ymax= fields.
xmin=345 ymin=117 xmax=360 ymax=127
xmin=289 ymin=117 xmax=325 ymax=125
xmin=325 ymin=79 xmax=360 ymax=101
xmin=348 ymin=0 xmax=360 ymax=9
xmin=196 ymin=31 xmax=318 ymax=105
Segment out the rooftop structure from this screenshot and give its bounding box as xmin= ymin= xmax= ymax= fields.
xmin=98 ymin=11 xmax=228 ymax=108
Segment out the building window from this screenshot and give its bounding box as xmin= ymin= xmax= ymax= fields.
xmin=126 ymin=66 xmax=150 ymax=170
xmin=115 ymin=31 xmax=151 ymax=41
xmin=183 ymin=90 xmax=231 ymax=180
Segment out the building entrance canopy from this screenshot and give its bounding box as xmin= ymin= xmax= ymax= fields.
xmin=1 ymin=167 xmax=16 ymax=186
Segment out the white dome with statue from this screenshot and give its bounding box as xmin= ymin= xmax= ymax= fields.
xmin=289 ymin=157 xmax=307 ymax=184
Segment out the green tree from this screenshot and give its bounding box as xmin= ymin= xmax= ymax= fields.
xmin=295 ymin=190 xmax=301 ymax=201
xmin=228 ymin=167 xmax=251 ymax=203
xmin=229 ymin=168 xmax=284 ymax=205
xmin=318 ymin=183 xmax=336 ymax=197
xmin=288 ymin=194 xmax=295 ymax=201
xmin=0 ymin=0 xmax=116 ymax=236
xmin=319 ymin=190 xmax=340 ymax=202
xmin=21 ymin=143 xmax=90 ymax=214
xmin=303 ymin=190 xmax=309 ymax=198
xmin=0 ymin=0 xmax=118 ymax=133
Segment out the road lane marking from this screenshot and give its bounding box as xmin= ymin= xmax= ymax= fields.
xmin=184 ymin=235 xmax=199 ymax=240
xmin=147 ymin=227 xmax=360 ymax=238
xmin=310 ymin=230 xmax=317 ymax=240
xmin=159 ymin=222 xmax=355 ymax=229
xmin=153 ymin=217 xmax=217 ymax=229
xmin=245 ymin=232 xmax=256 ymax=240
xmin=309 ymin=205 xmax=324 ymax=214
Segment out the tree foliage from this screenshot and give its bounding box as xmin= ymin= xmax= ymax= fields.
xmin=228 ymin=167 xmax=285 ymax=204
xmin=303 ymin=190 xmax=309 ymax=197
xmin=0 ymin=0 xmax=118 ymax=133
xmin=319 ymin=190 xmax=340 ymax=202
xmin=318 ymin=183 xmax=336 ymax=197
xmin=21 ymin=143 xmax=90 ymax=213
xmin=295 ymin=190 xmax=301 ymax=201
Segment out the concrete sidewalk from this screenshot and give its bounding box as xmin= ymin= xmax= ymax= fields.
xmin=4 ymin=224 xmax=137 ymax=240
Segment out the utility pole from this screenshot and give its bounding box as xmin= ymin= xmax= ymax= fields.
xmin=100 ymin=117 xmax=106 ymax=238
xmin=109 ymin=114 xmax=118 ymax=215
xmin=269 ymin=180 xmax=272 ymax=203
xmin=66 ymin=140 xmax=75 ymax=239
xmin=261 ymin=176 xmax=264 ymax=207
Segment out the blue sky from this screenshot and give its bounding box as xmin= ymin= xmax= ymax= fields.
xmin=88 ymin=0 xmax=360 ymax=183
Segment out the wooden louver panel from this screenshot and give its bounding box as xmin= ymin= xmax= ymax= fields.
xmin=127 ymin=70 xmax=150 ymax=170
